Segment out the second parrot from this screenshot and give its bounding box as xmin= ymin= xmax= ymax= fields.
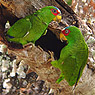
xmin=51 ymin=26 xmax=88 ymax=86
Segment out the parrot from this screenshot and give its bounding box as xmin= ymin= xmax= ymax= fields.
xmin=6 ymin=6 xmax=62 ymax=45
xmin=51 ymin=26 xmax=88 ymax=86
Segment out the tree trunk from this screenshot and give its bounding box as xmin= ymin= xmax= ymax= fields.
xmin=0 ymin=0 xmax=95 ymax=95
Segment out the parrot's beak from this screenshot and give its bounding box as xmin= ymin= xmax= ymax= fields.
xmin=53 ymin=14 xmax=62 ymax=22
xmin=60 ymin=32 xmax=67 ymax=42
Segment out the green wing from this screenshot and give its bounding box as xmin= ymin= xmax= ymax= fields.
xmin=7 ymin=17 xmax=32 ymax=38
xmin=51 ymin=54 xmax=83 ymax=86
xmin=62 ymin=55 xmax=79 ymax=86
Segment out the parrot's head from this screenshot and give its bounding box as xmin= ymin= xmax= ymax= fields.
xmin=50 ymin=6 xmax=62 ymax=22
xmin=36 ymin=6 xmax=62 ymax=22
xmin=61 ymin=26 xmax=83 ymax=43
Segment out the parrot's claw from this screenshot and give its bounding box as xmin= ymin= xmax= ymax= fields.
xmin=48 ymin=51 xmax=55 ymax=61
xmin=23 ymin=42 xmax=34 ymax=48
xmin=46 ymin=51 xmax=55 ymax=63
xmin=37 ymin=45 xmax=44 ymax=51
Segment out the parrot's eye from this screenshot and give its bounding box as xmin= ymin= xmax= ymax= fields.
xmin=52 ymin=9 xmax=57 ymax=13
xmin=62 ymin=29 xmax=71 ymax=36
xmin=50 ymin=9 xmax=60 ymax=16
xmin=65 ymin=30 xmax=69 ymax=34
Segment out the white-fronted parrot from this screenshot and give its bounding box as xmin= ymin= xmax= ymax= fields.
xmin=51 ymin=26 xmax=88 ymax=86
xmin=6 ymin=6 xmax=61 ymax=45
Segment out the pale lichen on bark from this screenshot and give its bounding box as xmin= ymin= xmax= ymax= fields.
xmin=0 ymin=0 xmax=95 ymax=95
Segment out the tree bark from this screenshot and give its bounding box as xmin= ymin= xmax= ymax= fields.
xmin=0 ymin=0 xmax=95 ymax=95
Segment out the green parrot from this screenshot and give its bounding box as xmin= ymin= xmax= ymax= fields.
xmin=51 ymin=26 xmax=88 ymax=86
xmin=6 ymin=6 xmax=61 ymax=45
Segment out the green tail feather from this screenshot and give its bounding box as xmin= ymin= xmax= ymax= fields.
xmin=51 ymin=60 xmax=65 ymax=83
xmin=56 ymin=73 xmax=64 ymax=83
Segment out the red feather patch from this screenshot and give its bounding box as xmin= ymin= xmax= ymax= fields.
xmin=62 ymin=29 xmax=71 ymax=36
xmin=50 ymin=9 xmax=60 ymax=16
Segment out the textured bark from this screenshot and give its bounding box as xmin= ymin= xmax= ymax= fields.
xmin=0 ymin=0 xmax=95 ymax=95
xmin=0 ymin=0 xmax=79 ymax=37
